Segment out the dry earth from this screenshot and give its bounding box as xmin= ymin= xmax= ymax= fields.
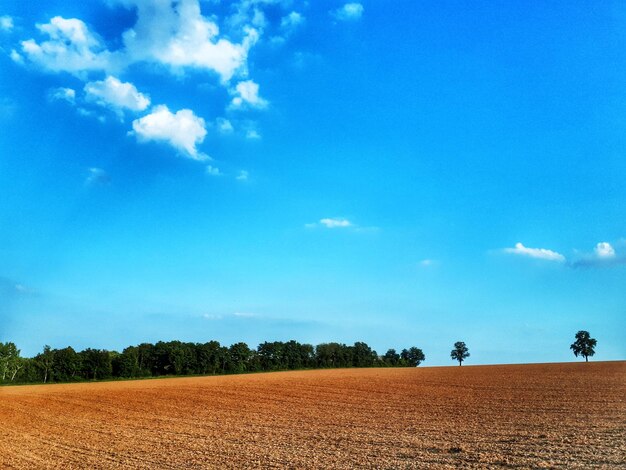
xmin=1 ymin=362 xmax=625 ymax=469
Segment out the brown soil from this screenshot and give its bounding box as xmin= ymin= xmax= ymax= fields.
xmin=1 ymin=362 xmax=625 ymax=469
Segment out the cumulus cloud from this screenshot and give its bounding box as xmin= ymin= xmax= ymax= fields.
xmin=132 ymin=105 xmax=208 ymax=159
xmin=594 ymin=242 xmax=615 ymax=259
xmin=503 ymin=242 xmax=565 ymax=262
xmin=0 ymin=15 xmax=14 ymax=31
xmin=230 ymin=80 xmax=268 ymax=108
xmin=332 ymin=3 xmax=364 ymax=21
xmin=119 ymin=0 xmax=258 ymax=82
xmin=20 ymin=16 xmax=111 ymax=75
xmin=85 ymin=167 xmax=110 ymax=186
xmin=84 ymin=76 xmax=150 ymax=113
xmin=49 ymin=87 xmax=76 ymax=103
xmin=12 ymin=0 xmax=306 ymax=163
xmin=236 ymin=170 xmax=249 ymax=181
xmin=17 ymin=2 xmax=262 ymax=82
xmin=571 ymin=241 xmax=626 ymax=268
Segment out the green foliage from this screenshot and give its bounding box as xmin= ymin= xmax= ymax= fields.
xmin=401 ymin=347 xmax=426 ymax=367
xmin=0 ymin=342 xmax=23 ymax=382
xmin=570 ymin=330 xmax=597 ymax=362
xmin=52 ymin=347 xmax=81 ymax=381
xmin=2 ymin=338 xmax=426 ymax=385
xmin=383 ymin=348 xmax=400 ymax=366
xmin=451 ymin=341 xmax=469 ymax=366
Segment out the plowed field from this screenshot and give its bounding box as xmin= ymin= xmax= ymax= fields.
xmin=1 ymin=362 xmax=625 ymax=469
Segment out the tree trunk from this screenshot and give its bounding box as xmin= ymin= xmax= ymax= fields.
xmin=585 ymin=355 xmax=588 ymax=362
xmin=10 ymin=364 xmax=22 ymax=381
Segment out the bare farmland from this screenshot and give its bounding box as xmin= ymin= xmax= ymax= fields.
xmin=1 ymin=362 xmax=625 ymax=468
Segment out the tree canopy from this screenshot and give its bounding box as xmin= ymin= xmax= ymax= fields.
xmin=570 ymin=331 xmax=597 ymax=362
xmin=450 ymin=341 xmax=470 ymax=366
xmin=0 ymin=339 xmax=426 ymax=385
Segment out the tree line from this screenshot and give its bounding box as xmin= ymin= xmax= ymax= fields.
xmin=0 ymin=330 xmax=597 ymax=384
xmin=0 ymin=340 xmax=426 ymax=384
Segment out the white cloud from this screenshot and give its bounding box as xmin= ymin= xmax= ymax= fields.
xmin=233 ymin=311 xmax=256 ymax=318
xmin=10 ymin=49 xmax=23 ymax=63
xmin=131 ymin=105 xmax=208 ymax=159
xmin=85 ymin=167 xmax=110 ymax=186
xmin=236 ymin=170 xmax=249 ymax=181
xmin=320 ymin=218 xmax=352 ymax=228
xmin=20 ymin=16 xmax=111 ymax=75
xmin=572 ymin=241 xmax=625 ymax=268
xmin=49 ymin=87 xmax=76 ymax=103
xmin=420 ymin=259 xmax=437 ymax=267
xmin=119 ymin=0 xmax=258 ymax=82
xmin=245 ymin=129 xmax=261 ymax=139
xmin=202 ymin=313 xmax=223 ymax=320
xmin=205 ymin=165 xmax=221 ymax=176
xmin=0 ymin=15 xmax=14 ymax=31
xmin=216 ymin=117 xmax=234 ymax=133
xmin=281 ymin=11 xmax=304 ymax=30
xmin=84 ymin=76 xmax=150 ymax=112
xmin=231 ymin=80 xmax=268 ymax=108
xmin=332 ymin=3 xmax=364 ymax=21
xmin=594 ymin=242 xmax=615 ymax=259
xmin=503 ymin=242 xmax=565 ymax=262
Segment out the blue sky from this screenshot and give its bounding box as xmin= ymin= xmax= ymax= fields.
xmin=0 ymin=0 xmax=624 ymax=365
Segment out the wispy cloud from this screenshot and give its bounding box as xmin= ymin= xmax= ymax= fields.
xmin=320 ymin=217 xmax=352 ymax=228
xmin=245 ymin=129 xmax=261 ymax=139
xmin=236 ymin=170 xmax=249 ymax=181
xmin=307 ymin=217 xmax=353 ymax=229
xmin=280 ymin=11 xmax=304 ymax=32
xmin=501 ymin=240 xmax=626 ymax=268
xmin=48 ymin=87 xmax=76 ymax=104
xmin=215 ymin=117 xmax=234 ymax=134
xmin=0 ymin=277 xmax=33 ymax=297
xmin=202 ymin=311 xmax=257 ymax=321
xmin=131 ymin=105 xmax=208 ymax=160
xmin=419 ymin=259 xmax=438 ymax=267
xmin=0 ymin=15 xmax=14 ymax=32
xmin=232 ymin=311 xmax=256 ymax=318
xmin=85 ymin=167 xmax=110 ymax=186
xmin=205 ymin=165 xmax=221 ymax=176
xmin=332 ymin=3 xmax=364 ymax=22
xmin=503 ymin=242 xmax=565 ymax=262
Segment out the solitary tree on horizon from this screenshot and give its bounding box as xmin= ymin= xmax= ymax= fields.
xmin=570 ymin=330 xmax=597 ymax=362
xmin=450 ymin=341 xmax=470 ymax=366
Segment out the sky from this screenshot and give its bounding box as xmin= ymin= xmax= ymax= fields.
xmin=0 ymin=0 xmax=624 ymax=365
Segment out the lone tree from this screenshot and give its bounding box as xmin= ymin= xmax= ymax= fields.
xmin=451 ymin=341 xmax=469 ymax=366
xmin=570 ymin=330 xmax=597 ymax=362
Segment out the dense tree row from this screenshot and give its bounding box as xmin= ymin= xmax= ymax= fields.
xmin=0 ymin=340 xmax=426 ymax=384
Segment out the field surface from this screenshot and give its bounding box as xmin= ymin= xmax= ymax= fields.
xmin=1 ymin=362 xmax=625 ymax=469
